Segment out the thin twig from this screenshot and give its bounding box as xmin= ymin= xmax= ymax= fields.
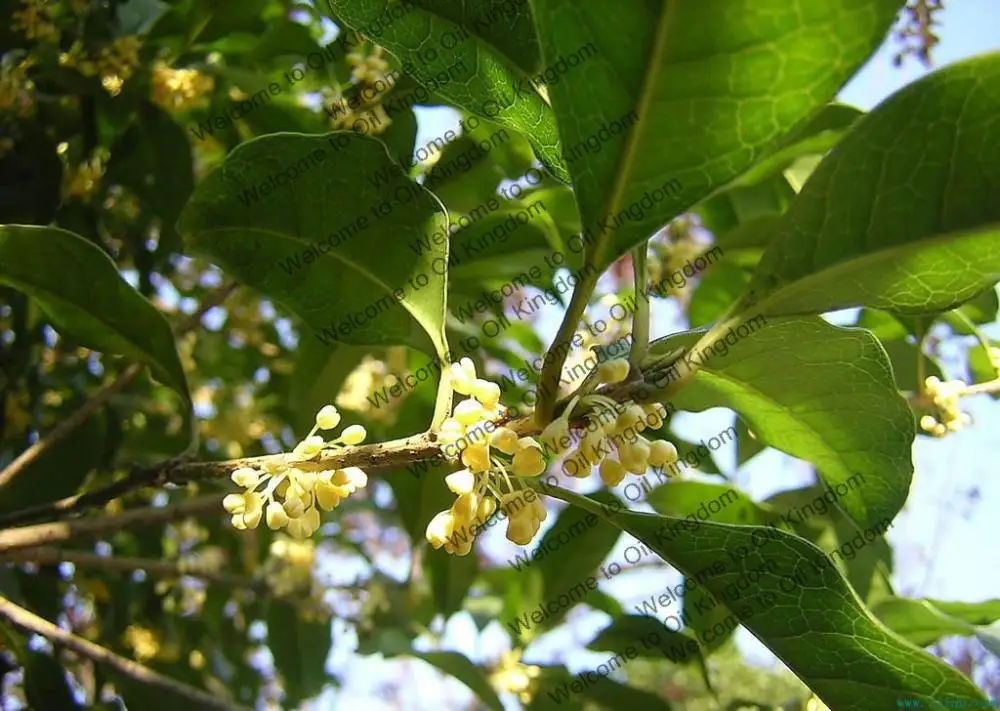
xmin=0 ymin=495 xmax=222 ymax=553
xmin=0 ymin=547 xmax=263 ymax=590
xmin=0 ymin=283 xmax=237 ymax=492
xmin=0 ymin=594 xmax=250 ymax=711
xmin=0 ymin=364 xmax=144 ymax=491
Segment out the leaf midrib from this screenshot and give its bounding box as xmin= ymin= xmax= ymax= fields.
xmin=586 ymin=1 xmax=677 ymax=269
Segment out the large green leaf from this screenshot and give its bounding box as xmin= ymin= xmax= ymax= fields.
xmin=323 ymin=0 xmax=567 ymax=181
xmin=765 ymin=485 xmax=895 ymax=605
xmin=529 ymin=0 xmax=901 ymax=271
xmin=649 ymin=318 xmax=914 ymax=531
xmin=872 ymin=597 xmax=1000 ymax=655
xmin=266 ymin=603 xmax=331 ymax=706
xmin=178 ymin=132 xmax=450 ymax=356
xmin=731 ymin=53 xmax=1000 ymax=322
xmin=0 ymin=225 xmax=189 ymax=403
xmin=541 ymin=486 xmax=989 ymax=711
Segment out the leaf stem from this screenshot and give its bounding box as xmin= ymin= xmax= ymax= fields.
xmin=533 ymin=267 xmax=601 ymax=427
xmin=630 ymin=243 xmax=650 ymax=369
xmin=0 ymin=594 xmax=250 ymax=711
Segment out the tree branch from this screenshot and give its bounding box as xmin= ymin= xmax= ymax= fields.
xmin=0 ymin=495 xmax=222 ymax=553
xmin=0 ymin=547 xmax=263 ymax=590
xmin=0 ymin=594 xmax=250 ymax=711
xmin=0 ymin=283 xmax=237 ymax=493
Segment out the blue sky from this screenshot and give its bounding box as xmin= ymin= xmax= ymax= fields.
xmin=316 ymin=5 xmax=1000 ymax=709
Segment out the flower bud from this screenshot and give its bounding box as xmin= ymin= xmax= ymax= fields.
xmin=648 ymin=440 xmax=678 ymax=467
xmin=446 ymin=468 xmax=476 ymax=495
xmin=450 ymin=358 xmax=477 ymax=395
xmin=341 ymin=424 xmax=367 ymax=445
xmin=471 ymin=378 xmax=501 ymax=409
xmin=315 ymin=404 xmax=341 ymax=430
xmin=512 ymin=447 xmax=545 ymax=477
xmin=539 ymin=417 xmax=570 ymax=454
xmin=426 ymin=511 xmax=456 ymax=548
xmin=231 ymin=467 xmax=259 ymax=489
xmin=452 ymin=492 xmax=480 ymax=521
xmin=506 ymin=516 xmax=536 ymax=546
xmin=490 ymin=427 xmax=519 ymax=454
xmin=222 ymin=493 xmax=246 ymax=514
xmin=599 ymin=458 xmax=627 ymax=487
xmin=453 ymin=398 xmax=485 ymax=426
xmin=292 ymin=435 xmax=324 ymax=460
xmin=266 ymin=501 xmax=289 ymax=529
xmin=461 ymin=441 xmax=491 ymax=473
xmin=314 ymin=482 xmax=341 ymax=511
xmin=597 ymin=358 xmax=630 ymax=385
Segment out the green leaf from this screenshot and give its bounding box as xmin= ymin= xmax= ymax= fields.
xmin=589 ymin=614 xmax=703 ymax=666
xmin=528 ymin=664 xmax=673 ymax=711
xmin=650 ymin=317 xmax=914 ymax=531
xmin=323 ymin=0 xmax=568 ymax=182
xmin=513 ymin=491 xmax=622 ymax=635
xmin=286 ymin=339 xmax=368 ymax=436
xmin=178 ymin=131 xmax=450 ymax=356
xmin=424 ymin=120 xmax=537 ymax=213
xmin=0 ymin=225 xmax=190 ymax=404
xmin=0 ymin=622 xmax=81 ymax=711
xmin=266 ymin=602 xmax=331 ymax=706
xmin=543 ymin=486 xmax=990 ymax=711
xmin=448 ymin=206 xmax=561 ymax=286
xmin=0 ymin=406 xmax=106 ymax=515
xmin=104 ymin=102 xmax=194 ymax=255
xmin=529 ymin=0 xmax=901 ymax=271
xmin=687 ymin=262 xmax=754 ymax=328
xmin=410 ymin=651 xmax=503 ymax=711
xmin=645 ymin=482 xmax=781 ymax=528
xmin=733 ymin=53 xmax=1000 ymax=321
xmin=426 ymin=544 xmax=478 ymax=617
xmin=727 ymin=103 xmax=865 ymax=189
xmin=871 ymin=597 xmax=1000 ymax=651
xmin=765 ymin=484 xmax=895 ymax=605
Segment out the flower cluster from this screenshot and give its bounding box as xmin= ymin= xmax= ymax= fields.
xmin=59 ymin=36 xmax=141 ymax=96
xmin=223 ymin=404 xmax=369 ymax=539
xmin=12 ymin=0 xmax=58 ymax=42
xmin=0 ymin=55 xmax=35 ymax=124
xmin=61 ymin=152 xmax=104 ymax=201
xmin=425 ymin=358 xmax=548 ymax=554
xmin=541 ymin=359 xmax=679 ymax=487
xmin=150 ymin=61 xmax=214 ymax=112
xmin=489 ymin=649 xmax=541 ymax=704
xmin=919 ymin=375 xmax=972 ymax=437
xmin=325 ymin=46 xmax=392 ymax=135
